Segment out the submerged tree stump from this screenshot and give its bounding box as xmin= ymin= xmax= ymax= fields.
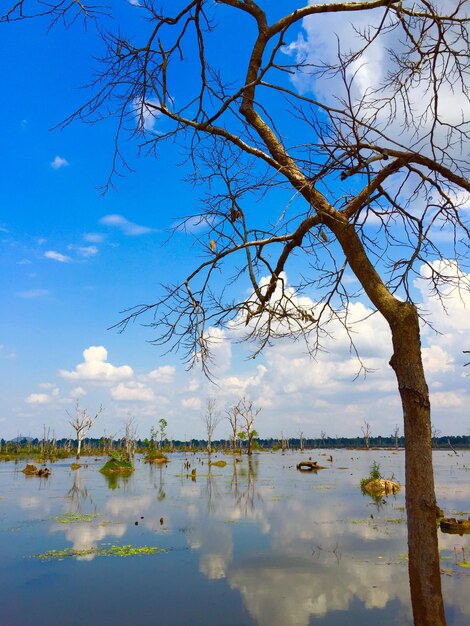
xmin=440 ymin=517 xmax=470 ymax=535
xmin=296 ymin=461 xmax=325 ymax=471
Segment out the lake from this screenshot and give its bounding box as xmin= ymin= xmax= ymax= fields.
xmin=0 ymin=449 xmax=469 ymax=625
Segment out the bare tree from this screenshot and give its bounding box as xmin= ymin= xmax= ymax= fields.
xmin=202 ymin=398 xmax=222 ymax=453
xmin=361 ymin=420 xmax=371 ymax=450
xmin=67 ymin=401 xmax=102 ymax=458
xmin=122 ymin=415 xmax=138 ymax=459
xmin=431 ymin=424 xmax=442 ymax=449
xmin=392 ymin=424 xmax=400 ymax=450
xmin=1 ymin=0 xmax=102 ymax=26
xmin=12 ymin=1 xmax=470 ymax=623
xmin=226 ymin=404 xmax=239 ymax=452
xmin=299 ymin=431 xmax=304 ymax=453
xmin=234 ymin=397 xmax=261 ymax=456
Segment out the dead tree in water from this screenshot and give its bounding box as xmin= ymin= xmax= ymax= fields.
xmin=68 ymin=402 xmax=102 ymax=459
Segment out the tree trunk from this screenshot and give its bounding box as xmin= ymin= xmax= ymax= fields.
xmin=76 ymin=436 xmax=81 ymax=459
xmin=389 ymin=302 xmax=445 ymax=626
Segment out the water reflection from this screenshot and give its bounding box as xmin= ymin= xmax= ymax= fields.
xmin=1 ymin=451 xmax=469 ymax=626
xmin=67 ymin=468 xmax=94 ymax=511
xmin=51 ymin=468 xmax=127 ymax=561
xmin=178 ymin=456 xmax=414 ymax=625
xmin=101 ymin=470 xmax=133 ymax=491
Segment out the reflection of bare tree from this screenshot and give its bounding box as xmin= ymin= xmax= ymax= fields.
xmin=147 ymin=462 xmax=166 ymax=500
xmin=67 ymin=469 xmax=95 ymax=514
xmin=232 ymin=457 xmax=260 ymax=518
xmin=205 ymin=466 xmax=220 ymax=513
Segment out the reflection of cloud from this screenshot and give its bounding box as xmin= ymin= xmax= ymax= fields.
xmin=229 ymin=554 xmax=411 ymax=626
xmin=51 ymin=521 xmax=127 ymax=561
xmin=190 ymin=522 xmax=233 ymax=580
xmin=104 ymin=495 xmax=151 ymax=518
xmin=19 ymin=496 xmax=45 ymax=510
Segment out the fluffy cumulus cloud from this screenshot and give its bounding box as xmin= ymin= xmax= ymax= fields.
xmin=283 ymin=0 xmax=468 ymax=135
xmin=99 ymin=214 xmax=155 ymax=236
xmin=111 ymin=381 xmax=155 ymax=402
xmin=181 ymin=397 xmax=202 ymax=411
xmin=50 ymin=155 xmax=68 ymax=169
xmin=18 ymin=262 xmax=468 ymax=439
xmin=70 ymin=386 xmax=87 ymax=398
xmin=59 ymin=346 xmax=134 ymax=382
xmin=147 ymin=365 xmax=176 ymax=384
xmin=25 ymin=393 xmax=51 ymax=405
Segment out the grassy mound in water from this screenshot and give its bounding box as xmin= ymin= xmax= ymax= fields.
xmin=99 ymin=455 xmax=134 ymax=475
xmin=144 ymin=450 xmax=168 ymax=464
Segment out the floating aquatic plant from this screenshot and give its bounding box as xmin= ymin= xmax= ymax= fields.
xmin=52 ymin=513 xmax=98 ymax=524
xmin=34 ymin=544 xmax=168 ymax=560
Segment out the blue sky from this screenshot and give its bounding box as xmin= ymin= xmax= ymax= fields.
xmin=1 ymin=1 xmax=469 ymax=442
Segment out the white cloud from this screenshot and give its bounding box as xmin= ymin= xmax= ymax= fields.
xmin=148 ymin=365 xmax=176 ymax=384
xmin=50 ymin=155 xmax=69 ymax=169
xmin=422 ymin=345 xmax=454 ymax=374
xmin=84 ymin=233 xmax=104 ymax=243
xmin=99 ymin=214 xmax=155 ymax=236
xmin=77 ymin=245 xmax=98 ymax=258
xmin=181 ymin=397 xmax=202 ymax=411
xmin=15 ymin=262 xmax=468 ymax=439
xmin=111 ymin=381 xmax=155 ymax=401
xmin=133 ymin=96 xmax=161 ymax=131
xmin=25 ymin=393 xmax=51 ymax=405
xmin=59 ymin=346 xmax=134 ymax=382
xmin=188 ymin=379 xmax=200 ymax=392
xmin=430 ymin=391 xmax=463 ymax=409
xmin=44 ymin=250 xmax=71 ymax=263
xmin=70 ymin=386 xmax=87 ymax=398
xmin=16 ymin=289 xmax=50 ymax=299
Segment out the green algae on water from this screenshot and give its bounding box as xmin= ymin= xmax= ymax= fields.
xmin=52 ymin=513 xmax=98 ymax=524
xmin=34 ymin=544 xmax=168 ymax=560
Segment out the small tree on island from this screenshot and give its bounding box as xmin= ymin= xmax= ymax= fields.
xmin=235 ymin=398 xmax=261 ymax=456
xmin=67 ymin=402 xmax=102 ymax=459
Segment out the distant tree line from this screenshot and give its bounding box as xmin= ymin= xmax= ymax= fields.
xmin=2 ymin=433 xmax=470 ymax=453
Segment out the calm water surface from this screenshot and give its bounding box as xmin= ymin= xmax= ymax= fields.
xmin=0 ymin=450 xmax=469 ymax=625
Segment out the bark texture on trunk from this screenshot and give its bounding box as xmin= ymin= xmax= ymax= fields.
xmin=389 ymin=302 xmax=445 ymax=626
xmin=329 ymin=219 xmax=446 ymax=625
